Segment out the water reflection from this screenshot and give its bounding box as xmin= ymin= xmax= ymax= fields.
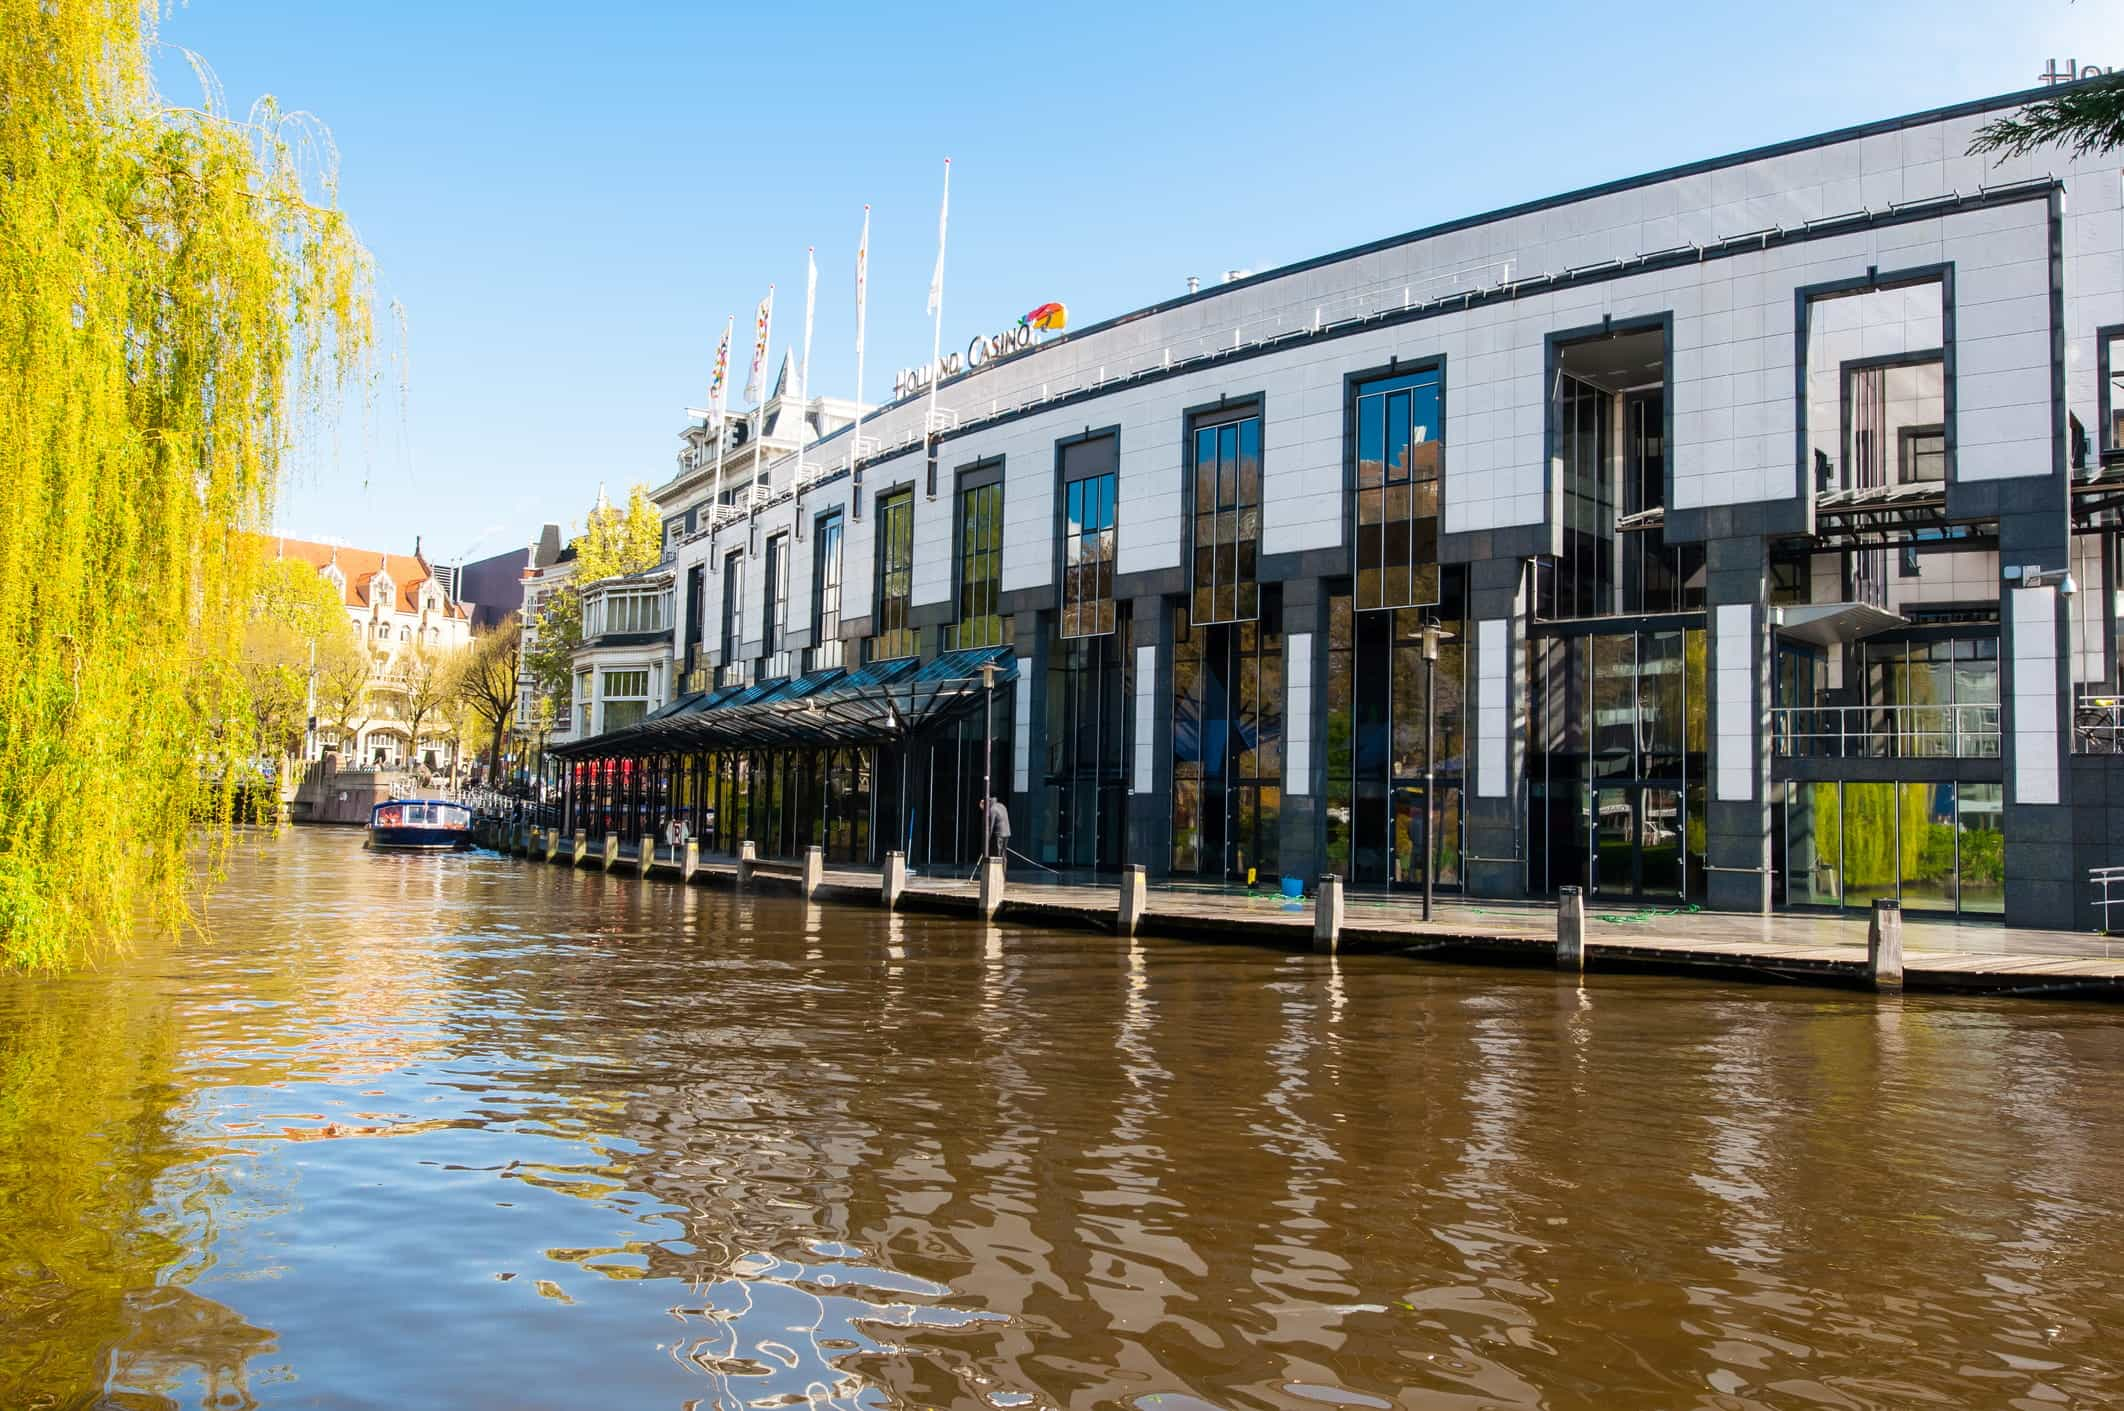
xmin=2 ymin=828 xmax=2124 ymax=1408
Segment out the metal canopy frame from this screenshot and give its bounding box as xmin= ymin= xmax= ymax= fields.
xmin=551 ymin=646 xmax=1015 ymax=760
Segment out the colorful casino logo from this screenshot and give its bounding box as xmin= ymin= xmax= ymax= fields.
xmin=1020 ymin=301 xmax=1068 ymax=333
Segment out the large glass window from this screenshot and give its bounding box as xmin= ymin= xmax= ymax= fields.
xmin=1171 ymin=594 xmax=1282 ymax=882
xmin=810 ymin=510 xmax=844 ymax=670
xmin=1191 ymin=409 xmax=1262 ymax=623
xmin=1780 ymin=778 xmax=1998 ymax=916
xmin=760 ymin=531 xmax=791 ymax=679
xmin=945 ymin=472 xmax=1003 ymax=650
xmin=601 ymin=669 xmax=650 ymax=732
xmin=872 ymin=489 xmax=916 ymax=662
xmin=1353 ymin=370 xmax=1442 ymax=612
xmin=718 ymin=550 xmax=744 ymax=681
xmin=1061 ymin=434 xmax=1117 ymax=638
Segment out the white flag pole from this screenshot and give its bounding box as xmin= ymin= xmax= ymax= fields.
xmin=925 ymin=158 xmax=949 ymax=495
xmin=710 ymin=314 xmax=734 ymax=527
xmin=795 ymin=246 xmax=817 ymax=491
xmin=851 ymin=205 xmax=870 ymax=516
xmin=743 ymin=286 xmax=775 ymax=511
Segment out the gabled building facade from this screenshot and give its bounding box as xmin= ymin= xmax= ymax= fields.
xmin=269 ymin=536 xmax=474 ymax=767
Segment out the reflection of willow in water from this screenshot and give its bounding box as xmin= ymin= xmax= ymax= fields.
xmin=0 ymin=983 xmax=276 ymax=1408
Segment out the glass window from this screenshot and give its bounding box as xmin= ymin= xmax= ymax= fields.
xmin=760 ymin=532 xmax=791 ymax=677
xmin=811 ymin=510 xmax=844 ymax=670
xmin=1191 ymin=410 xmax=1264 ymax=623
xmin=719 ymin=551 xmax=744 ymax=668
xmin=1845 ymin=359 xmax=1946 ymax=487
xmin=1061 ymin=435 xmax=1118 ymax=638
xmin=945 ymin=476 xmax=1003 ymax=650
xmin=1352 ymin=371 xmax=1441 ymax=612
xmin=872 ymin=490 xmax=916 ymax=661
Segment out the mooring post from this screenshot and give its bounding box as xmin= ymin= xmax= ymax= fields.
xmin=602 ymin=832 xmax=619 ymax=871
xmin=1312 ymin=874 xmax=1344 ymax=952
xmin=737 ymin=839 xmax=757 ymax=889
xmin=1868 ymin=898 xmax=1904 ymax=990
xmin=1557 ymin=885 xmax=1586 ymax=970
xmin=978 ymin=854 xmax=1006 ymax=919
xmin=881 ymin=850 xmax=907 ymax=910
xmin=802 ymin=844 xmax=824 ymax=900
xmin=681 ymin=839 xmax=698 ymax=882
xmin=638 ymin=833 xmax=655 ymax=876
xmin=571 ymin=832 xmax=588 ymax=866
xmin=1118 ymin=864 xmax=1147 ymax=937
xmin=543 ymin=827 xmax=558 ymax=862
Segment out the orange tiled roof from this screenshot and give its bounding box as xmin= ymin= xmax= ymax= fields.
xmin=267 ymin=536 xmax=456 ymax=616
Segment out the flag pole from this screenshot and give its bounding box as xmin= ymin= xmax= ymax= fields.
xmin=925 ymin=158 xmax=950 ymax=497
xmin=795 ymin=246 xmax=817 ymax=495
xmin=709 ymin=315 xmax=734 ymax=531
xmin=851 ymin=205 xmax=870 ymax=520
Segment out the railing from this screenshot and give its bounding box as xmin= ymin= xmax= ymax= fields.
xmin=2075 ymin=697 xmax=2124 ymax=754
xmin=1772 ymin=704 xmax=2001 ymax=759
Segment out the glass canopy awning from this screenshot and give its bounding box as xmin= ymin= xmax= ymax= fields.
xmin=550 ymin=646 xmax=1016 ymax=759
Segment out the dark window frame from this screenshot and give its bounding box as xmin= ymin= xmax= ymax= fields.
xmin=2098 ymin=322 xmax=2124 ymax=461
xmin=1055 ymin=427 xmax=1120 ymax=639
xmin=810 ymin=508 xmax=845 ymax=669
xmin=870 ymin=486 xmax=918 ymax=662
xmin=945 ymin=459 xmax=1005 ymax=650
xmin=718 ymin=548 xmax=745 ymax=668
xmin=1795 ymin=264 xmax=1956 ymax=503
xmin=1186 ymin=396 xmax=1265 ymax=624
xmin=1343 ymin=362 xmax=1444 ymax=613
xmin=759 ymin=530 xmax=792 ymax=677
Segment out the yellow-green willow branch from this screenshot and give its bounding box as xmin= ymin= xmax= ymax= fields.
xmin=1 ymin=0 xmax=375 ymax=969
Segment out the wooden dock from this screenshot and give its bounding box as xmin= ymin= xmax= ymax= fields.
xmin=479 ymin=823 xmax=2124 ymax=999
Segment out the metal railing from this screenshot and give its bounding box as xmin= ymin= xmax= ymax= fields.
xmin=1772 ymin=703 xmax=2001 ymax=759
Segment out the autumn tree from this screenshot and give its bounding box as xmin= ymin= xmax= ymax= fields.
xmin=396 ymin=643 xmax=458 ymax=775
xmin=240 ymin=557 xmax=351 ymax=774
xmin=524 ymin=485 xmax=664 ymax=722
xmin=454 ymin=616 xmax=524 ymax=780
xmin=317 ymin=644 xmax=376 ymax=764
xmin=0 ymin=0 xmax=373 ymax=968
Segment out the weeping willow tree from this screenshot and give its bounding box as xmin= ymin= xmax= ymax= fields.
xmin=0 ymin=2 xmax=373 ymax=969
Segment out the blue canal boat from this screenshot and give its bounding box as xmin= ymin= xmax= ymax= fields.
xmin=367 ymin=799 xmax=473 ymax=851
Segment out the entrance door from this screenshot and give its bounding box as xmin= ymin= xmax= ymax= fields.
xmin=1594 ymin=787 xmax=1635 ymax=896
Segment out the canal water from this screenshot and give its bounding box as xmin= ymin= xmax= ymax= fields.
xmin=4 ymin=829 xmax=2123 ymax=1410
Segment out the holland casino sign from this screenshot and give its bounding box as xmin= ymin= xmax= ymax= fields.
xmin=894 ymin=303 xmax=1067 ymax=398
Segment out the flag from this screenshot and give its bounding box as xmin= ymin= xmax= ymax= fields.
xmin=800 ymin=246 xmax=817 ymax=400
xmin=854 ymin=206 xmax=869 ymax=356
xmin=707 ymin=319 xmax=731 ymax=422
xmin=927 ymin=158 xmax=949 ymax=319
xmin=744 ymin=286 xmax=774 ymax=405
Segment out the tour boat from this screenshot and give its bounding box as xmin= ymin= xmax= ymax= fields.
xmin=367 ymin=799 xmax=473 ymax=851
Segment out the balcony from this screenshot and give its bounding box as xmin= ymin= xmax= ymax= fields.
xmin=1773 ymin=704 xmax=2000 ymax=760
xmin=2076 ymin=697 xmax=2124 ymax=755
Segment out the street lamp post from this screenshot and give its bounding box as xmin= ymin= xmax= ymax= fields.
xmin=979 ymin=659 xmax=997 ymax=860
xmin=1422 ymin=623 xmax=1440 ymax=923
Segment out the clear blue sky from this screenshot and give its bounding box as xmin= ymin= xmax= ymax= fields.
xmin=155 ymin=0 xmax=2124 ymax=568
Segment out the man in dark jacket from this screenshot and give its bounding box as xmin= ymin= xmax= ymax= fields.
xmin=985 ymin=797 xmax=1011 ymax=861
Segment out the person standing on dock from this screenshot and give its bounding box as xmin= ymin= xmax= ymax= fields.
xmin=985 ymin=797 xmax=1011 ymax=863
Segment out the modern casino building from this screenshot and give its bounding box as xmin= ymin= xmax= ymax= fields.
xmin=551 ymin=83 xmax=2124 ymax=930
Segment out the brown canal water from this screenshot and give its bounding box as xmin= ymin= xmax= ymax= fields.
xmin=4 ymin=828 xmax=2124 ymax=1410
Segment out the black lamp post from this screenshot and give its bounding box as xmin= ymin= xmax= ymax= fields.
xmin=979 ymin=659 xmax=997 ymax=860
xmin=1421 ymin=623 xmax=1451 ymax=923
